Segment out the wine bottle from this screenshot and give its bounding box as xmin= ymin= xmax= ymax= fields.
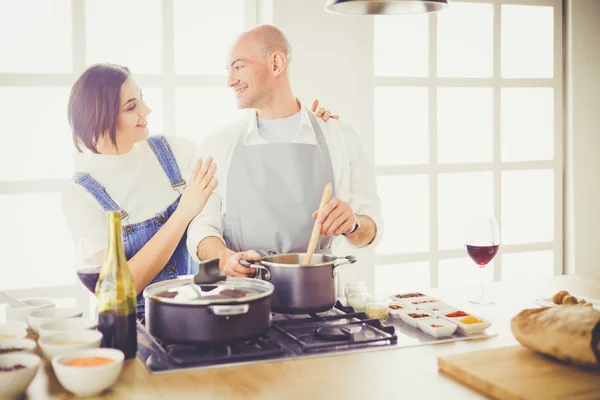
xmin=96 ymin=211 xmax=137 ymax=359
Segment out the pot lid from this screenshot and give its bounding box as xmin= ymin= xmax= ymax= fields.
xmin=144 ymin=277 xmax=274 ymax=306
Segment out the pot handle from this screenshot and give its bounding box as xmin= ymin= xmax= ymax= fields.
xmin=240 ymin=260 xmax=271 ymax=281
xmin=332 ymin=255 xmax=357 ymax=277
xmin=209 ymin=304 xmax=250 ymax=316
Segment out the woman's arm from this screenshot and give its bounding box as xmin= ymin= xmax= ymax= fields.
xmin=127 ymin=157 xmax=217 ymax=293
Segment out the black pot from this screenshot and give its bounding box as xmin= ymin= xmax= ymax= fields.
xmin=242 ymin=253 xmax=356 ymax=314
xmin=143 ymin=260 xmax=274 ymax=344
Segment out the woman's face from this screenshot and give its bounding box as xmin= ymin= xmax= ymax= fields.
xmin=115 ymin=78 xmax=151 ymax=151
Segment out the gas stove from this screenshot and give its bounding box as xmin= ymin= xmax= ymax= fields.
xmin=136 ymin=302 xmax=494 ymax=374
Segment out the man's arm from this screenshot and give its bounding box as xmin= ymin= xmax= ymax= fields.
xmin=196 ymin=236 xmax=261 ymax=277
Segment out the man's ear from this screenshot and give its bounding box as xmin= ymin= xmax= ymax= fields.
xmin=271 ymin=51 xmax=287 ymax=77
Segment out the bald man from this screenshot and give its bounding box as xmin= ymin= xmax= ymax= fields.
xmin=186 ymin=25 xmax=383 ymax=277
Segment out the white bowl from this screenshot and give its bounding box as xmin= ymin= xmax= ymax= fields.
xmin=52 ymin=348 xmax=124 ymax=397
xmin=0 ymin=325 xmax=27 ymax=341
xmin=6 ymin=298 xmax=55 ymax=327
xmin=0 ymin=352 xmax=41 ymax=399
xmin=38 ymin=319 xmax=98 ymax=338
xmin=399 ymin=310 xmax=437 ymax=328
xmin=39 ymin=330 xmax=102 ymax=360
xmin=28 ymin=307 xmax=83 ymax=334
xmin=417 ymin=318 xmax=458 ymax=338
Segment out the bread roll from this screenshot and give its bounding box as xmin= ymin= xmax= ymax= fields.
xmin=562 ymin=295 xmax=578 ymax=305
xmin=553 ymin=290 xmax=569 ymax=305
xmin=511 ymin=306 xmax=600 ymax=368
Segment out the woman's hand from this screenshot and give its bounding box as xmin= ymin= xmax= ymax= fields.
xmin=311 ymin=99 xmax=340 ymax=122
xmin=175 ymin=157 xmax=218 ymax=222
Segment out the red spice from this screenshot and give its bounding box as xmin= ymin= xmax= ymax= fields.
xmin=411 ymin=299 xmax=437 ymax=305
xmin=407 ymin=313 xmax=431 ymax=319
xmin=445 ymin=311 xmax=469 ymax=318
xmin=431 ymin=324 xmax=444 ymax=328
xmin=0 ymin=364 xmax=25 ymax=372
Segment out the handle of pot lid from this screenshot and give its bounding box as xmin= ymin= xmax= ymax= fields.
xmin=209 ymin=304 xmax=250 ymax=316
xmin=193 ymin=258 xmax=226 ymax=285
xmin=240 ymin=260 xmax=271 ymax=281
xmin=332 ymin=255 xmax=357 ymax=277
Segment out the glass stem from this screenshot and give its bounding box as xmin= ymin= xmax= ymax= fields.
xmin=480 ymin=266 xmax=485 ymax=301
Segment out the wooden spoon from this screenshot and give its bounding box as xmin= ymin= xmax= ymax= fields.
xmin=303 ymin=182 xmax=333 ymax=265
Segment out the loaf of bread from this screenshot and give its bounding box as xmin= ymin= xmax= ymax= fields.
xmin=511 ymin=306 xmax=600 ymax=368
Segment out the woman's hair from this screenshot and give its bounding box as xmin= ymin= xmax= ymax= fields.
xmin=68 ymin=63 xmax=131 ymax=153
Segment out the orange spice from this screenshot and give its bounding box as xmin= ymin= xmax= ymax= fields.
xmin=65 ymin=357 xmax=114 ymax=367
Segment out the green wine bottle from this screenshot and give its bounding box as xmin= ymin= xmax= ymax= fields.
xmin=96 ymin=211 xmax=137 ymax=359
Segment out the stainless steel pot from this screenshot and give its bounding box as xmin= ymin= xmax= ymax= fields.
xmin=143 ymin=259 xmax=274 ymax=344
xmin=241 ymin=253 xmax=356 ymax=314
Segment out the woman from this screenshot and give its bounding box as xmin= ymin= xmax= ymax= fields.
xmin=62 ymin=63 xmax=335 ymax=313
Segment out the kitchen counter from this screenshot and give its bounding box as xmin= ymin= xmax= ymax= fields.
xmin=20 ymin=273 xmax=600 ymax=399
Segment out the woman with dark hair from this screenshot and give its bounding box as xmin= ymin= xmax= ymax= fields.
xmin=62 ymin=63 xmax=218 ymax=313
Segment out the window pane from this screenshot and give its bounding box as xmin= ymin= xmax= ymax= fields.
xmin=142 ymin=88 xmax=164 ymax=135
xmin=502 ymin=170 xmax=554 ymax=245
xmin=501 ymin=88 xmax=554 ymax=162
xmin=501 ymin=5 xmax=554 ymax=78
xmin=438 ymin=2 xmax=493 ymax=78
xmin=374 ymin=14 xmax=429 ymax=77
xmin=376 ymin=175 xmax=429 ymax=255
xmin=438 ymin=88 xmax=493 ymax=163
xmin=375 ymin=262 xmax=430 ymax=293
xmin=174 ymin=0 xmax=245 ymax=75
xmin=439 ymin=257 xmax=494 ymax=287
xmin=374 ymin=87 xmax=428 ymax=165
xmin=175 ymin=87 xmax=243 ymax=143
xmin=86 ymin=0 xmax=162 ymax=74
xmin=502 ymin=250 xmax=554 ymax=281
xmin=0 ymin=0 xmax=72 ymax=73
xmin=438 ymin=172 xmax=494 ymax=250
xmin=0 ymin=193 xmax=75 ymax=290
xmin=0 ymin=88 xmax=72 ymax=180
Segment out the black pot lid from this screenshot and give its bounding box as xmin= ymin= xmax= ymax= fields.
xmin=143 ymin=277 xmax=274 ymax=306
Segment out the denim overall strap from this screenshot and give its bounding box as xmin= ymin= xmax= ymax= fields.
xmin=146 ymin=136 xmax=186 ymax=192
xmin=72 ymin=172 xmax=128 ymax=220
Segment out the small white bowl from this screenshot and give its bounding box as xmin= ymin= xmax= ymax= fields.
xmin=39 ymin=330 xmax=102 ymax=360
xmin=0 ymin=352 xmax=41 ymax=399
xmin=28 ymin=307 xmax=83 ymax=334
xmin=0 ymin=325 xmax=27 ymax=341
xmin=6 ymin=298 xmax=55 ymax=327
xmin=399 ymin=311 xmax=436 ymax=328
xmin=0 ymin=338 xmax=37 ymax=354
xmin=38 ymin=319 xmax=98 ymax=339
xmin=418 ymin=318 xmax=458 ymax=338
xmin=387 ymin=303 xmax=414 ymax=318
xmin=52 ymin=348 xmax=124 ymax=397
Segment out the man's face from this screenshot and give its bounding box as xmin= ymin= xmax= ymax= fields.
xmin=227 ymin=39 xmax=272 ymax=109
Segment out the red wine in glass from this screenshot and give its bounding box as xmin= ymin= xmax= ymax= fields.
xmin=465 ymin=244 xmax=499 ymax=267
xmin=77 ymin=266 xmax=101 ymax=294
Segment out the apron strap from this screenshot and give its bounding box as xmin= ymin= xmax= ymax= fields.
xmin=146 ymin=135 xmax=187 ymax=193
xmin=72 ymin=172 xmax=129 ymax=220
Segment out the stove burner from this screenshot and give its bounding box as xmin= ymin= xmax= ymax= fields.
xmin=315 ymin=325 xmax=362 ymax=341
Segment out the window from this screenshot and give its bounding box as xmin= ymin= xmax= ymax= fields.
xmin=0 ymin=0 xmax=254 ymax=303
xmin=373 ymin=0 xmax=562 ymax=290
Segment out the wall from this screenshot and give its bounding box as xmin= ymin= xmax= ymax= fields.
xmin=565 ymin=0 xmax=600 ymax=274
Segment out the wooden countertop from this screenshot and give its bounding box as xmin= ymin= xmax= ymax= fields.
xmin=18 ymin=273 xmax=600 ymax=399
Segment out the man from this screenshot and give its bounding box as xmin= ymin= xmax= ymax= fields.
xmin=186 ymin=25 xmax=382 ymax=277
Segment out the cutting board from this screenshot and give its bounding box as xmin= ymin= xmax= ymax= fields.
xmin=438 ymin=345 xmax=600 ymax=400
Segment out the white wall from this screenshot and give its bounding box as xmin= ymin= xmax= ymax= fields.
xmin=565 ymin=0 xmax=600 ymax=274
xmin=265 ymin=0 xmax=378 ymax=292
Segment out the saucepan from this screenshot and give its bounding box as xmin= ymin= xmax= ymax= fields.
xmin=241 ymin=253 xmax=356 ymax=314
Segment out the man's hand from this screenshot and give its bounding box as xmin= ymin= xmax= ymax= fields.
xmin=222 ymin=250 xmax=262 ymax=277
xmin=312 ymin=198 xmax=356 ymax=237
xmin=311 ymin=99 xmax=339 ymax=122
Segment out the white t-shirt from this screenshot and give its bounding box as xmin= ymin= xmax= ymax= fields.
xmin=257 ymin=110 xmax=301 ymax=143
xmin=62 ymin=136 xmax=201 ymax=267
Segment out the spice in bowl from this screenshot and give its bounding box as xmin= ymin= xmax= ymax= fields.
xmin=0 ymin=364 xmax=25 ymax=372
xmin=459 ymin=316 xmax=483 ymax=325
xmin=65 ymin=357 xmax=115 ymax=367
xmin=394 ymin=292 xmax=425 ymax=299
xmin=407 ymin=313 xmax=432 ymax=319
xmin=0 ymin=335 xmax=16 ymax=340
xmin=389 ymin=304 xmax=404 ymax=310
xmin=445 ymin=310 xmax=469 ymax=318
xmin=431 ymin=324 xmax=444 ymax=328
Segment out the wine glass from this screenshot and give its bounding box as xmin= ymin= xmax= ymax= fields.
xmin=464 ymin=215 xmax=500 ymax=305
xmin=76 ymin=265 xmax=101 ymax=295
